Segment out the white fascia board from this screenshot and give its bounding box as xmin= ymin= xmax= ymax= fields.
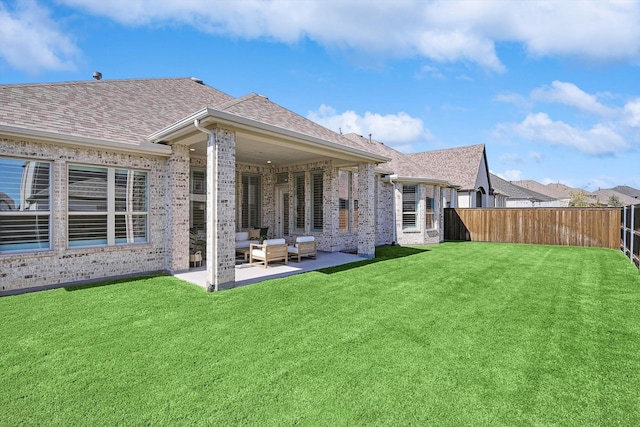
xmin=381 ymin=174 xmax=457 ymax=187
xmin=148 ymin=108 xmax=391 ymax=164
xmin=1 ymin=124 xmax=172 ymax=157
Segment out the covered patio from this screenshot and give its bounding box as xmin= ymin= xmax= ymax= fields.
xmin=174 ymin=251 xmax=363 ymax=289
xmin=149 ymin=94 xmax=389 ymax=292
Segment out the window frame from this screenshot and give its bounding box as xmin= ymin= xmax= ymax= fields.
xmin=294 ymin=172 xmax=305 ymax=231
xmin=310 ymin=170 xmax=323 ymax=232
xmin=402 ymin=184 xmax=418 ymax=229
xmin=67 ymin=164 xmax=148 ymax=248
xmin=425 ymin=185 xmax=436 ymax=230
xmin=241 ymin=173 xmax=262 ymax=230
xmin=0 ymin=156 xmax=52 ymax=254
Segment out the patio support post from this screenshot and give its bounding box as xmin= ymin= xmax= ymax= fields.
xmin=357 ymin=162 xmax=375 ymax=258
xmin=166 ymin=143 xmax=190 ymax=272
xmin=205 ymin=127 xmax=236 ymax=291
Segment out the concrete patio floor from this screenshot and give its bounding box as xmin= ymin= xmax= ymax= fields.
xmin=174 ymin=251 xmax=364 ymax=290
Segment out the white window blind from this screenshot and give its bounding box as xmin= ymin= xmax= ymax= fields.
xmin=311 ymin=171 xmax=323 ymax=231
xmin=402 ymin=184 xmax=417 ymax=229
xmin=68 ymin=165 xmax=148 ymax=247
xmin=0 ymin=158 xmax=51 ymax=252
xmin=294 ymin=173 xmax=305 ymax=229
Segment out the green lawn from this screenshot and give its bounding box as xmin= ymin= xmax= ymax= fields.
xmin=2 ymin=242 xmax=640 ymax=426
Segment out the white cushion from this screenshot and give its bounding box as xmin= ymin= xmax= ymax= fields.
xmin=236 ymin=232 xmax=249 ymax=241
xmin=252 ymin=249 xmax=266 ymax=258
xmin=288 ymin=245 xmax=299 ymax=254
xmin=263 ymin=238 xmax=285 ymax=246
xmin=296 ymin=236 xmax=315 ymax=243
xmin=236 ymin=240 xmax=251 ymax=249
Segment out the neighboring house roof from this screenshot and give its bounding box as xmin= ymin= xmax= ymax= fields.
xmin=512 ymin=180 xmax=577 ymax=199
xmin=341 ymin=133 xmax=454 ymax=185
xmin=591 ymin=189 xmax=639 ymax=206
xmin=610 ymin=185 xmax=640 ymax=200
xmin=407 ymin=144 xmax=489 ymax=191
xmin=0 ymin=78 xmax=233 ymax=145
xmin=490 ymin=174 xmax=554 ymax=201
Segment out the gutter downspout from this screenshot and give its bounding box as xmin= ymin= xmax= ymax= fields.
xmin=389 ymin=174 xmax=398 ymax=245
xmin=193 ymin=119 xmax=217 ymax=292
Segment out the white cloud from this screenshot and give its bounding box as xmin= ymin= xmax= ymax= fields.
xmin=623 ymin=98 xmax=640 ymax=127
xmin=505 ymin=112 xmax=628 ymax=156
xmin=0 ymin=0 xmax=79 ymax=72
xmin=497 ymin=169 xmax=523 ymax=181
xmin=528 ymin=151 xmax=543 ymax=163
xmin=307 ymin=104 xmax=432 ymax=149
xmin=531 ymin=81 xmax=615 ymax=117
xmin=47 ymin=0 xmax=640 ymax=74
xmin=495 ymin=92 xmax=531 ymax=109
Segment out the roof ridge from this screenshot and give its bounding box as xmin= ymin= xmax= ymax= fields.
xmin=0 ymin=77 xmax=202 ymax=89
xmin=408 ymin=143 xmax=485 ymax=157
xmin=216 ymin=93 xmax=263 ymax=111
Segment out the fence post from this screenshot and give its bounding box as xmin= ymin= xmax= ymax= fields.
xmin=632 ymin=205 xmax=636 ymax=266
xmin=623 ymin=206 xmax=628 ymax=259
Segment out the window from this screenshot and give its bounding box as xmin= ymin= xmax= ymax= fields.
xmin=311 ymin=171 xmax=323 ymax=231
xmin=294 ymin=173 xmax=305 ymax=230
xmin=402 ymin=184 xmax=417 ymax=229
xmin=425 ymin=185 xmax=435 ymax=230
xmin=0 ymin=157 xmax=51 ymax=252
xmin=241 ymin=174 xmax=261 ymax=229
xmin=68 ymin=165 xmax=148 ymax=247
xmin=191 ymin=169 xmax=205 ymax=195
xmin=338 ymin=170 xmax=349 ymax=231
xmin=190 ymin=169 xmax=206 ymax=234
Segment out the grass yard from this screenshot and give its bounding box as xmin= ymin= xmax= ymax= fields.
xmin=2 ymin=242 xmax=640 ymax=426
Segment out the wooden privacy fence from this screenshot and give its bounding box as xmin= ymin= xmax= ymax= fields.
xmin=444 ymin=208 xmax=621 ymax=249
xmin=621 ymin=204 xmax=640 ymax=268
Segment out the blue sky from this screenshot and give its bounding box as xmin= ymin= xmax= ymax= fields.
xmin=1 ymin=0 xmax=639 ymax=191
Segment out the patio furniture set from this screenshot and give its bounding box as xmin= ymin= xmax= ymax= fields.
xmin=235 ymin=231 xmax=317 ymax=268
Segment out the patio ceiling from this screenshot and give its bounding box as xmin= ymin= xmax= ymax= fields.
xmin=186 ymin=130 xmax=364 ymax=168
xmin=148 ymin=109 xmax=390 ymax=168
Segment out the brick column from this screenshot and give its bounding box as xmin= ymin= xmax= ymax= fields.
xmin=206 ymin=127 xmax=236 ymax=291
xmin=357 ymin=162 xmax=375 ymax=258
xmin=166 ymin=143 xmax=190 ymax=272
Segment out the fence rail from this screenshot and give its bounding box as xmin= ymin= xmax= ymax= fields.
xmin=444 ymin=207 xmax=621 ymax=249
xmin=621 ymin=204 xmax=640 ymax=269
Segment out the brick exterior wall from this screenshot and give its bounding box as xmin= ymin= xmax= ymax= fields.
xmin=166 ymin=143 xmax=190 ymax=273
xmin=207 ymin=127 xmax=236 ymax=291
xmin=357 ymin=162 xmax=375 ymax=258
xmin=394 ymin=182 xmax=444 ymax=246
xmin=375 ymin=177 xmax=395 ymax=246
xmin=0 ymin=137 xmax=168 ymax=294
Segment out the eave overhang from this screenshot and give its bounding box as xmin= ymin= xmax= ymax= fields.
xmin=148 ymin=108 xmax=391 ymax=165
xmin=381 ymin=174 xmax=457 ymax=188
xmin=1 ymin=124 xmax=172 ymax=157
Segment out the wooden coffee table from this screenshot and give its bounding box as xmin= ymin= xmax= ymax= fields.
xmin=236 ymin=247 xmax=251 ymax=262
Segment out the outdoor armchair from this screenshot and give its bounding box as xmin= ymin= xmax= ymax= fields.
xmin=249 ymin=238 xmax=288 ymax=268
xmin=287 ymin=236 xmax=317 ymax=262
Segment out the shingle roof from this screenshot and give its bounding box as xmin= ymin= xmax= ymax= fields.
xmin=218 ymin=95 xmax=373 ymax=152
xmin=611 ymin=185 xmax=640 ymax=199
xmin=342 ymin=133 xmax=427 ymax=177
xmin=490 ymin=174 xmax=554 ymax=201
xmin=407 ymin=144 xmax=487 ymax=190
xmin=591 ymin=189 xmax=639 ymax=206
xmin=0 ymin=78 xmax=234 ymax=145
xmin=512 ymin=180 xmax=576 ymax=199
